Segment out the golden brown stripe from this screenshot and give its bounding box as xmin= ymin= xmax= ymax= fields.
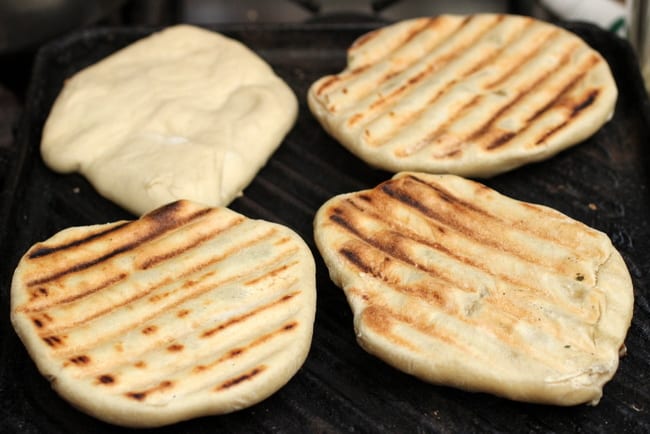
xmin=393 ymin=94 xmax=481 ymax=156
xmin=485 ymin=50 xmax=598 ymax=151
xmin=347 ymin=15 xmax=502 ymax=130
xmin=484 ymin=27 xmax=560 ymax=90
xmin=331 ymin=198 xmax=553 ymax=303
xmin=33 ymin=236 xmax=297 ymax=338
xmin=338 ymin=217 xmax=596 ymax=369
xmin=339 ymin=244 xmax=448 ymax=309
xmin=327 ymin=179 xmax=594 ymax=323
xmin=28 ymin=222 xmax=129 ymax=259
xmin=332 ymin=200 xmax=469 ymax=291
xmin=380 ymin=178 xmax=545 ymax=261
xmin=389 ymin=175 xmax=571 ymax=250
xmin=91 ymin=320 xmax=298 ymax=394
xmin=215 ymin=366 xmax=266 ymax=391
xmin=193 ymin=321 xmax=298 ymax=377
xmin=467 ymin=41 xmax=579 ymax=150
xmin=244 ymin=260 xmax=299 ymax=286
xmin=202 ymin=291 xmax=300 ymax=338
xmin=533 ymin=89 xmax=600 ymax=146
xmin=124 ymin=380 xmax=174 ymax=402
xmin=347 ymin=18 xmax=459 ymax=112
xmin=138 ymin=216 xmax=245 ymax=270
xmin=316 ymin=65 xmax=370 ymax=96
xmin=24 ymin=225 xmax=279 ymax=316
xmin=26 ymin=207 xmax=216 ymax=287
xmin=22 ymin=273 xmax=128 ymax=313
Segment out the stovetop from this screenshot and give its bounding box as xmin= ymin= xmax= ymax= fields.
xmin=7 ymin=3 xmax=648 ymax=434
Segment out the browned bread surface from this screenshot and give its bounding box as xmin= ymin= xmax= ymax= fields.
xmin=314 ymin=173 xmax=633 ymax=405
xmin=11 ymin=200 xmax=316 ymax=427
xmin=308 ymin=15 xmax=617 ymax=177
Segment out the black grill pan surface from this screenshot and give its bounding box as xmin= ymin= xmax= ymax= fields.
xmin=0 ymin=21 xmax=649 ymax=433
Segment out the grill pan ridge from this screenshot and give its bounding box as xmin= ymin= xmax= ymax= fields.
xmin=0 ymin=21 xmax=648 ymax=433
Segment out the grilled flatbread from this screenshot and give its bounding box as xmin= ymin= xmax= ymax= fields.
xmin=41 ymin=25 xmax=297 ymax=216
xmin=11 ymin=200 xmax=316 ymax=427
xmin=308 ymin=15 xmax=617 ymax=177
xmin=314 ymin=172 xmax=633 ymax=405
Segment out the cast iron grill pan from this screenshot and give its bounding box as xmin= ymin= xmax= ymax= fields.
xmin=0 ymin=21 xmax=649 ymax=433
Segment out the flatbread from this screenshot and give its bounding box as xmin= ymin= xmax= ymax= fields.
xmin=308 ymin=14 xmax=617 ymax=177
xmin=41 ymin=25 xmax=298 ymax=216
xmin=11 ymin=200 xmax=316 ymax=427
xmin=313 ymin=172 xmax=633 ymax=405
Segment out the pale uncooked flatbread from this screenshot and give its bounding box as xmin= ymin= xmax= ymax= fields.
xmin=308 ymin=14 xmax=617 ymax=177
xmin=41 ymin=25 xmax=298 ymax=216
xmin=11 ymin=200 xmax=316 ymax=427
xmin=314 ymin=172 xmax=633 ymax=405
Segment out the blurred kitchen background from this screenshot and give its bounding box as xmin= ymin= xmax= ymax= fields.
xmin=0 ymin=0 xmax=638 ymax=152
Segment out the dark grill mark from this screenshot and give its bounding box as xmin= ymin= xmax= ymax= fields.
xmin=167 ymin=344 xmax=184 ymax=352
xmin=330 ymin=212 xmax=364 ymax=239
xmin=98 ymin=374 xmax=115 ymax=384
xmin=340 ymin=243 xmax=448 ymax=307
xmin=33 ymin=243 xmax=299 ymax=351
xmin=125 ymin=380 xmax=173 ymax=401
xmin=128 ymin=392 xmax=146 ymax=401
xmin=216 ymin=366 xmax=266 ymax=391
xmin=468 ymin=43 xmax=575 ymax=150
xmin=315 ymin=75 xmax=341 ymax=96
xmin=29 ymin=287 xmax=49 ymax=301
xmin=142 ymin=325 xmax=158 ymax=335
xmin=404 ymin=175 xmax=492 ymax=216
xmin=24 ymin=273 xmax=128 ymax=314
xmin=571 ymin=89 xmax=598 ymax=115
xmin=26 ymin=206 xmax=215 ymax=287
xmin=534 ymin=89 xmax=599 ymax=146
xmin=139 ymin=217 xmax=244 ymax=270
xmin=381 ymin=183 xmax=432 ymax=215
xmin=192 ymin=322 xmax=298 ymax=375
xmin=69 ymin=355 xmax=91 ymax=365
xmin=201 ymin=292 xmax=298 ymax=338
xmin=486 ymin=132 xmax=516 ymax=150
xmin=43 ymin=335 xmax=64 ymax=348
xmin=484 ymin=27 xmax=558 ymax=90
xmin=28 ymin=223 xmax=129 ymax=259
xmin=339 ymin=248 xmax=374 ymax=274
xmin=334 ymin=176 xmax=604 ymax=309
xmin=344 ymin=15 xmax=500 ymax=132
xmin=244 ymin=261 xmax=298 ymax=286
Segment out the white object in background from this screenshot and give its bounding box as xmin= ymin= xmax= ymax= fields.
xmin=541 ymin=0 xmax=626 ymax=35
xmin=627 ymin=0 xmax=650 ymax=91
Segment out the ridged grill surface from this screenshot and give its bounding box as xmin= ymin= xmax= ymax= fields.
xmin=1 ymin=22 xmax=648 ymax=434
